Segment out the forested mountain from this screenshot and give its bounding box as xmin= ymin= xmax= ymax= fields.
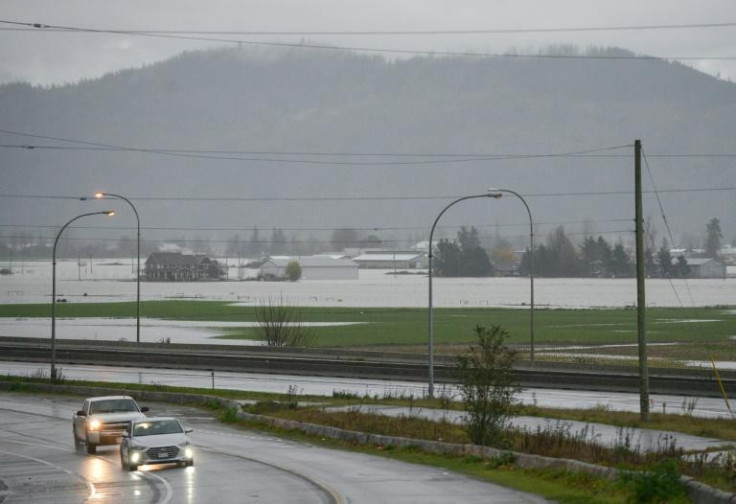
xmin=2 ymin=46 xmax=734 ymax=251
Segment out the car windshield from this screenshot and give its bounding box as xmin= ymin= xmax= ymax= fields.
xmin=89 ymin=399 xmax=138 ymax=414
xmin=132 ymin=420 xmax=183 ymax=437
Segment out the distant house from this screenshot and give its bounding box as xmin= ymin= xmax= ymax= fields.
xmin=681 ymin=258 xmax=727 ymax=279
xmin=352 ymin=250 xmax=428 ymax=269
xmin=259 ymin=256 xmax=358 ymax=280
xmin=144 ymin=252 xmax=225 ymax=281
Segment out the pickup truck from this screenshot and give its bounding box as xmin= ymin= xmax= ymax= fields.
xmin=72 ymin=395 xmax=149 ymax=454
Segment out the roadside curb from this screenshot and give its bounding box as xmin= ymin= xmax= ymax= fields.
xmin=2 ymin=380 xmax=733 ymax=504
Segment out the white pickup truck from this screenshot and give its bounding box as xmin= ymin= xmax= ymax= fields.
xmin=72 ymin=395 xmax=149 ymax=454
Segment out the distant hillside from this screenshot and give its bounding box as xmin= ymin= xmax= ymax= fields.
xmin=1 ymin=46 xmax=734 ymax=249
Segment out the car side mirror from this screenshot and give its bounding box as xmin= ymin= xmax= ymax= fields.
xmin=140 ymin=406 xmax=149 ymax=413
xmin=76 ymin=410 xmax=86 ymax=416
xmin=185 ymin=428 xmax=194 ymax=434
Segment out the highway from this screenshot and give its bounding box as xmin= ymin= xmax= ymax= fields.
xmin=0 ymin=360 xmax=733 ymax=419
xmin=0 ymin=392 xmax=546 ymax=503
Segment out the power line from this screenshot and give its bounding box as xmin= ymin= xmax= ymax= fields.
xmin=0 ymin=218 xmax=633 ymax=233
xmin=1 ymin=19 xmax=734 ymax=61
xmin=2 ymin=21 xmax=735 ymax=36
xmin=0 ymin=228 xmax=634 ymax=244
xmin=0 ymin=187 xmax=732 ymax=204
xmin=0 ymin=129 xmax=633 ymax=166
xmin=5 ymin=143 xmax=736 ymax=160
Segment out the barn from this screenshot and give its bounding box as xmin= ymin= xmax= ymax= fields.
xmin=259 ymin=256 xmax=358 ymax=280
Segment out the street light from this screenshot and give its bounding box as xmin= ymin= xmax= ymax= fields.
xmin=488 ymin=188 xmax=536 ymax=362
xmin=94 ymin=192 xmax=142 ymax=344
xmin=52 ymin=210 xmax=115 ymax=382
xmin=427 ymin=192 xmax=501 ymax=398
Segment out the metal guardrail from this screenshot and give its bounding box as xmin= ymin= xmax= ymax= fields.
xmin=0 ymin=337 xmax=732 ymax=397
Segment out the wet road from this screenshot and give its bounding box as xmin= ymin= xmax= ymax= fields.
xmin=1 ymin=360 xmax=733 ymax=419
xmin=0 ymin=392 xmax=546 ymax=503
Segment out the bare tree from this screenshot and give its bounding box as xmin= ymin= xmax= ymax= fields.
xmin=255 ymin=295 xmax=314 ymax=347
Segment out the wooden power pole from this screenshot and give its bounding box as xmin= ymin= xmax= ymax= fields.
xmin=635 ymin=139 xmax=650 ymax=421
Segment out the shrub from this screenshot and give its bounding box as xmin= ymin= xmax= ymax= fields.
xmin=618 ymin=460 xmax=688 ymax=503
xmin=255 ymin=295 xmax=314 ymax=347
xmin=285 ymin=261 xmax=302 ymax=281
xmin=457 ymin=325 xmax=519 ymax=447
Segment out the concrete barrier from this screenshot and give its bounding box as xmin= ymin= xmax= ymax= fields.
xmin=2 ymin=379 xmax=732 ymax=503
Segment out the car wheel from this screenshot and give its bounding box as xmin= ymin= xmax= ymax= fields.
xmin=86 ymin=441 xmax=96 ymax=455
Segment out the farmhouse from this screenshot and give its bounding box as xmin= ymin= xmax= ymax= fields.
xmin=352 ymin=250 xmax=428 ymax=269
xmin=683 ymin=258 xmax=727 ymax=279
xmin=144 ymin=252 xmax=225 ymax=281
xmin=259 ymin=256 xmax=358 ymax=280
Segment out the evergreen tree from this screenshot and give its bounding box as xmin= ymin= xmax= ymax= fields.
xmin=657 ymin=239 xmax=672 ymax=278
xmin=609 ymin=243 xmax=633 ymax=277
xmin=270 ymin=228 xmax=287 ymax=255
xmin=705 ymin=218 xmax=723 ymax=258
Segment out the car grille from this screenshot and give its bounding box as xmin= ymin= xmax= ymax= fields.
xmin=99 ymin=421 xmax=130 ymax=434
xmin=146 ymin=446 xmax=180 ymax=459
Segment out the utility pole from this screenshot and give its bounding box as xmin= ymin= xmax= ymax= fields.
xmin=635 ymin=139 xmax=649 ymax=421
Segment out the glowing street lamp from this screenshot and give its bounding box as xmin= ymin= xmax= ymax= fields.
xmin=94 ymin=192 xmax=142 ymax=344
xmin=52 ymin=210 xmax=115 ymax=382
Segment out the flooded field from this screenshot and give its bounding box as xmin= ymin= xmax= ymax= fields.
xmin=1 ymin=259 xmax=734 ymax=308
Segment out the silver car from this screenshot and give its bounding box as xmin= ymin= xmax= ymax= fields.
xmin=120 ymin=417 xmax=194 ymax=471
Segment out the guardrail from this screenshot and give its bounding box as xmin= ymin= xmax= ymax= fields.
xmin=0 ymin=337 xmax=732 ymax=397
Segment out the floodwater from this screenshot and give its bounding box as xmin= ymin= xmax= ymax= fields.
xmin=1 ymin=259 xmax=734 ymax=308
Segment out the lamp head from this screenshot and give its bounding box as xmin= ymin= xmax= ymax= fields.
xmin=487 ymin=188 xmax=503 ymax=199
xmin=105 ymin=210 xmax=115 ymax=217
xmin=94 ymin=192 xmax=106 ymax=199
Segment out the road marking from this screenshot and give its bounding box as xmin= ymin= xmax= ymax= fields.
xmin=0 ymin=448 xmax=97 ymax=500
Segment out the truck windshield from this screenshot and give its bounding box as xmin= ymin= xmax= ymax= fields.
xmin=89 ymin=399 xmax=138 ymax=414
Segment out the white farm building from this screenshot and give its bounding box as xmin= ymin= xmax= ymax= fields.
xmin=352 ymin=250 xmax=428 ymax=269
xmin=259 ymin=256 xmax=358 ymax=280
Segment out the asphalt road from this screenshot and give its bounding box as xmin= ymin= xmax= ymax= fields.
xmin=0 ymin=392 xmax=547 ymax=504
xmin=1 ymin=360 xmax=733 ymax=418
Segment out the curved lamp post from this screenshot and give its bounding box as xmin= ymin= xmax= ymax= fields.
xmin=489 ymin=188 xmax=536 ymax=362
xmin=95 ymin=192 xmax=141 ymax=344
xmin=427 ymin=192 xmax=500 ymax=398
xmin=52 ymin=210 xmax=115 ymax=382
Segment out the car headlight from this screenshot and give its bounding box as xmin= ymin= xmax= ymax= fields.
xmin=130 ymin=451 xmax=141 ymax=464
xmin=184 ymin=447 xmax=193 ymax=459
xmin=88 ymin=420 xmax=101 ymax=431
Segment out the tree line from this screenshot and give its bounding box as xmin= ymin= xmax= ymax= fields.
xmin=434 ymin=218 xmax=728 ymax=279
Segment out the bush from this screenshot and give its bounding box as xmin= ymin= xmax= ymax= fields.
xmin=285 ymin=261 xmax=302 ymax=281
xmin=457 ymin=325 xmax=519 ymax=447
xmin=255 ymin=295 xmax=314 ymax=347
xmin=618 ymin=460 xmax=688 ymax=503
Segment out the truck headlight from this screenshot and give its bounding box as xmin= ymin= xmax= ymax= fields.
xmin=88 ymin=420 xmax=101 ymax=431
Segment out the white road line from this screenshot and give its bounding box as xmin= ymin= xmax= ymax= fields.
xmin=0 ymin=447 xmax=97 ymax=499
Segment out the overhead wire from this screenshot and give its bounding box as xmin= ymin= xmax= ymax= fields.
xmin=4 ymin=143 xmax=736 ymax=161
xmin=0 ymin=129 xmax=634 ymax=166
xmin=0 ymin=187 xmax=732 ymax=203
xmin=2 ymin=20 xmax=736 ymax=36
xmin=641 ymin=145 xmax=696 ymax=306
xmin=1 ymin=19 xmax=735 ymax=61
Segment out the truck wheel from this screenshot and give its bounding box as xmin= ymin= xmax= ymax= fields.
xmin=86 ymin=441 xmax=96 ymax=455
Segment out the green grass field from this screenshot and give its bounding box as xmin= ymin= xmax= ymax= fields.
xmin=1 ymin=301 xmax=734 ymax=349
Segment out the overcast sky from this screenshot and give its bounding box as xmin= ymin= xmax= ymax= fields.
xmin=2 ymin=0 xmax=736 ymax=85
